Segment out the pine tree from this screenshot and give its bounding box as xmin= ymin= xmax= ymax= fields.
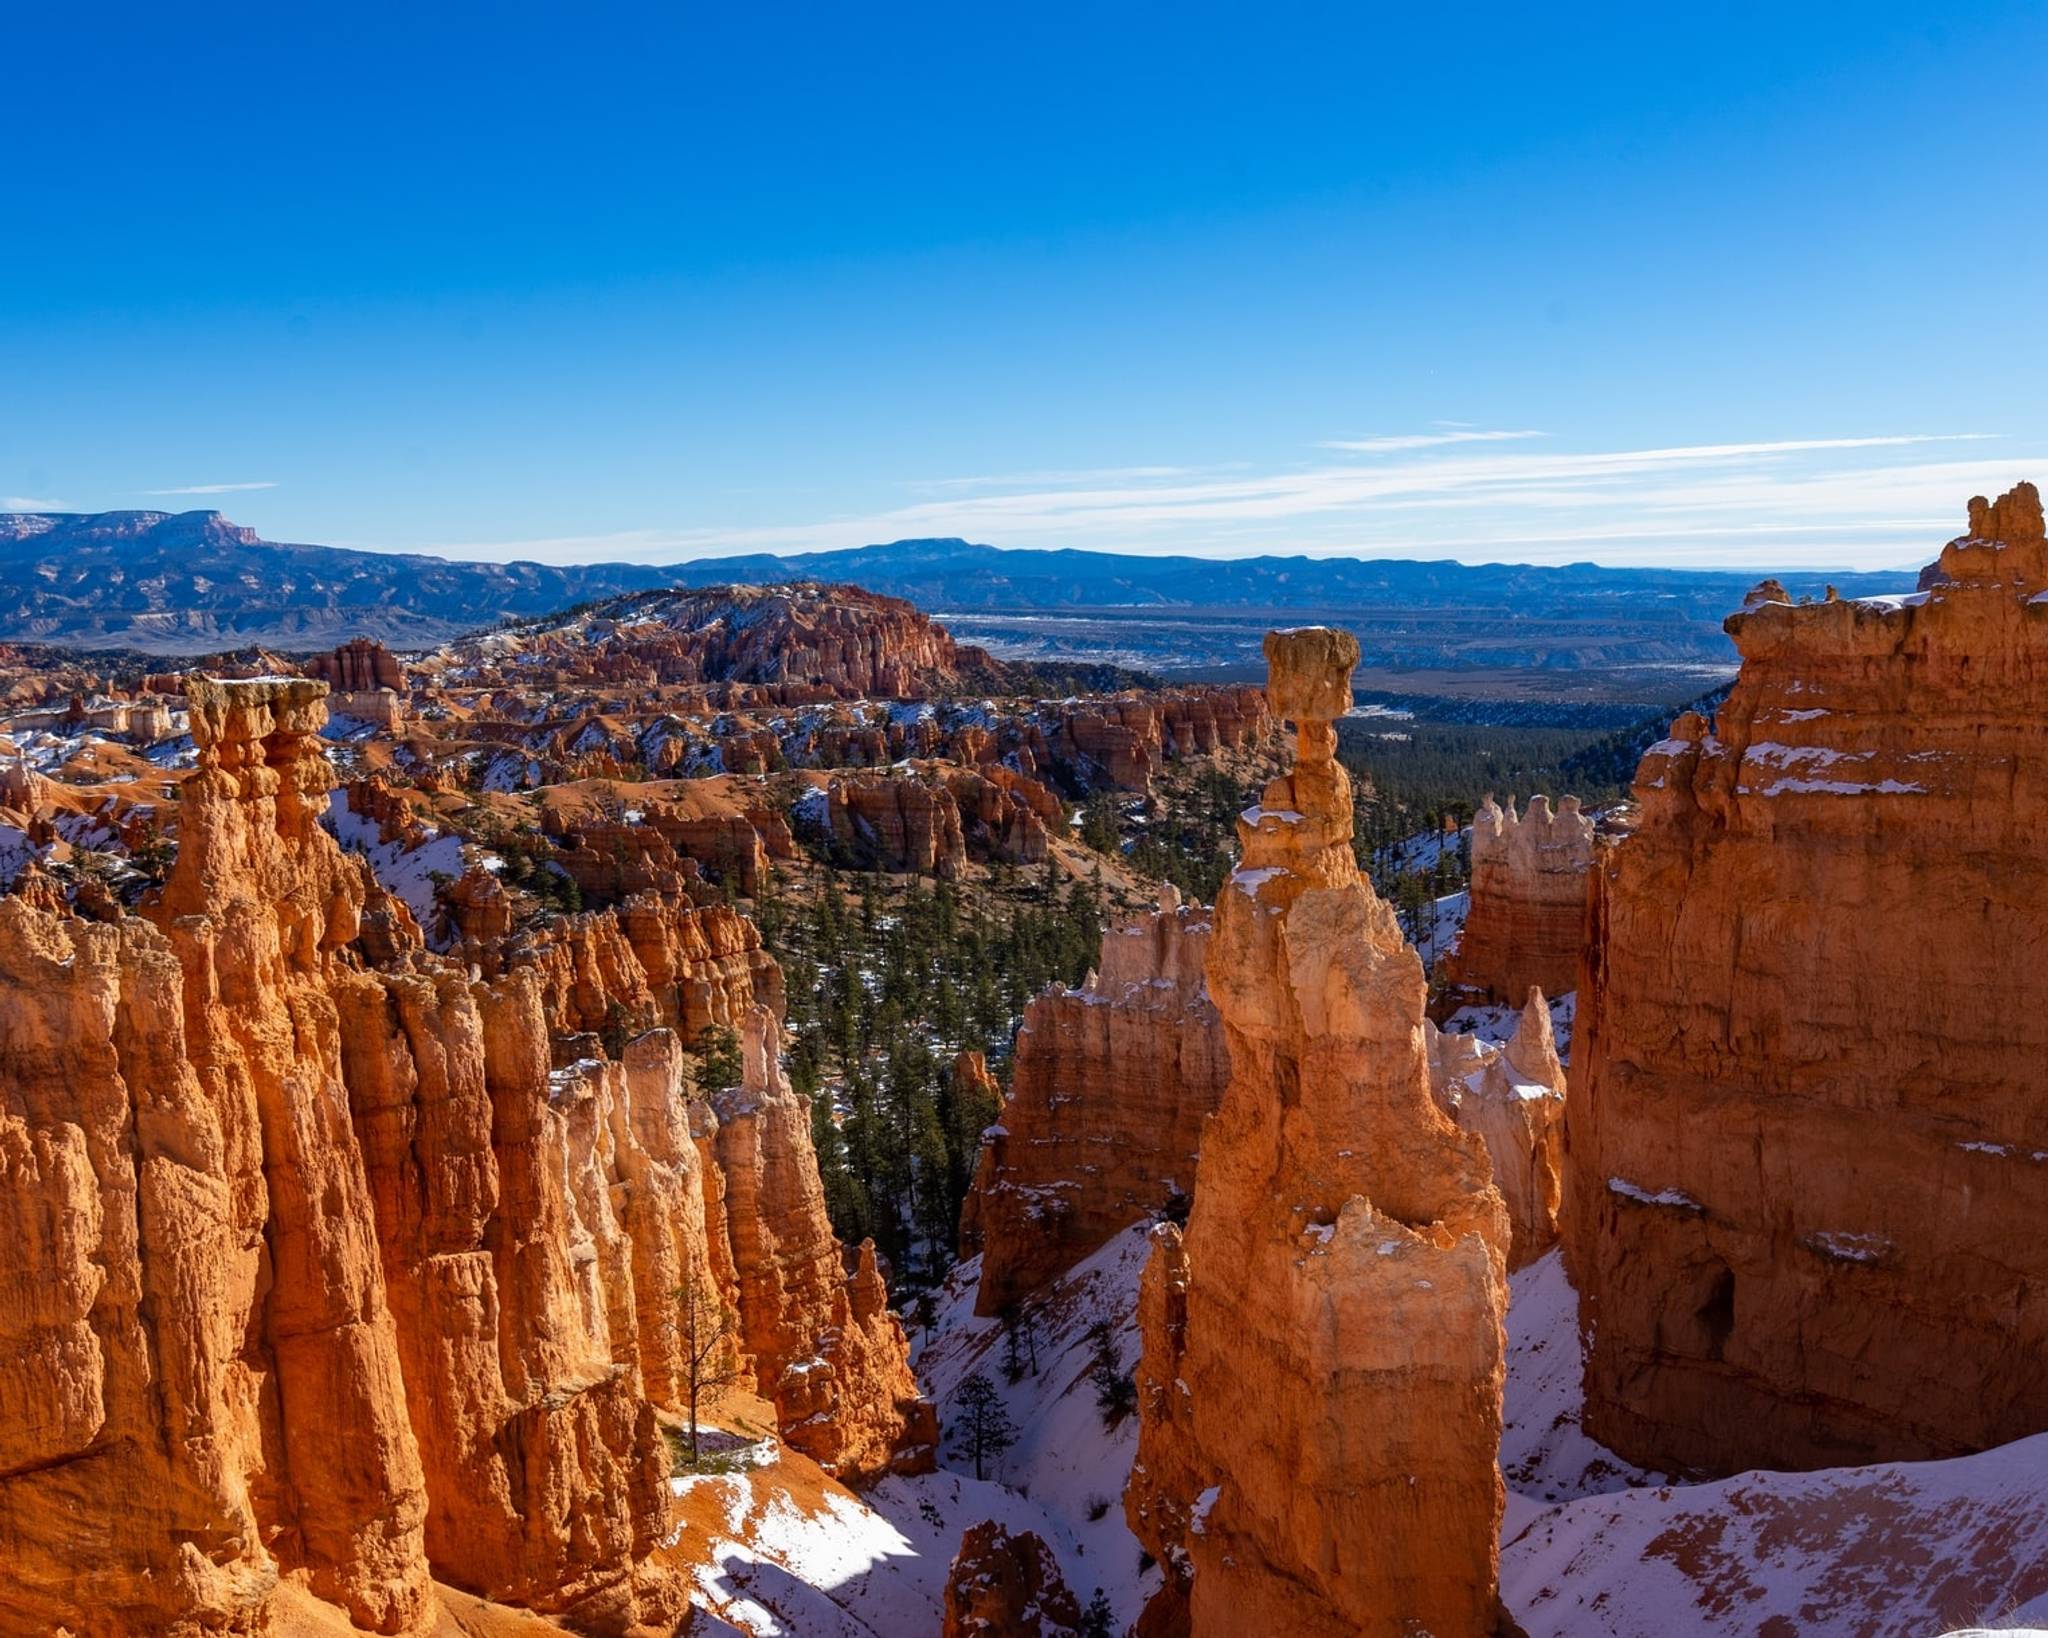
xmin=953 ymin=1373 xmax=1017 ymax=1481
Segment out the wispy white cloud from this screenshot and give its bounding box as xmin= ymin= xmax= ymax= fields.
xmin=141 ymin=480 xmax=279 ymax=496
xmin=3 ymin=496 xmax=68 ymax=511
xmin=1318 ymin=428 xmax=1545 ymax=453
xmin=419 ymin=431 xmax=2028 ymax=571
xmin=906 ymin=464 xmax=1221 ymax=493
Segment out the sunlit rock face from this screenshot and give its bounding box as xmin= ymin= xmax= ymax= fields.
xmin=1127 ymin=627 xmax=1512 ymax=1637
xmin=1427 ymin=988 xmax=1568 ymax=1271
xmin=964 ymin=884 xmax=1227 ymax=1317
xmin=1567 ymin=483 xmax=2048 ymax=1476
xmin=1440 ymin=792 xmax=1594 ymax=1008
xmin=714 ymin=1007 xmax=938 ymax=1481
xmin=0 ymin=675 xmax=929 ymax=1633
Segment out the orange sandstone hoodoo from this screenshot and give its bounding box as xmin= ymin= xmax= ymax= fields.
xmin=0 ymin=674 xmax=929 ymax=1635
xmin=1126 ymin=628 xmax=1513 ymax=1637
xmin=1566 ymin=483 xmax=2048 ymax=1476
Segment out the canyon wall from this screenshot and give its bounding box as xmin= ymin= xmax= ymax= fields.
xmin=1127 ymin=629 xmax=1511 ymax=1636
xmin=964 ymin=885 xmax=1227 ymax=1317
xmin=0 ymin=675 xmax=924 ymax=1633
xmin=1565 ymin=483 xmax=2048 ymax=1475
xmin=1439 ymin=793 xmax=1593 ymax=1007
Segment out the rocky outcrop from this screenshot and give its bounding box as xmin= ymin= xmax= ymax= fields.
xmin=1047 ymin=687 xmax=1273 ymax=793
xmin=305 ymin=638 xmax=406 ymax=729
xmin=967 ymin=885 xmax=1226 ymax=1316
xmin=333 ymin=969 xmax=680 ymax=1627
xmin=508 ymin=894 xmax=784 ymax=1043
xmin=304 ymin=636 xmax=406 ymax=693
xmin=1127 ymin=629 xmax=1511 ymax=1636
xmin=713 ymin=1008 xmax=936 ymax=1479
xmin=944 ymin=765 xmax=1061 ymax=865
xmin=1426 ymin=990 xmax=1568 ymax=1270
xmin=0 ymin=675 xmax=922 ymax=1633
xmin=827 ymin=771 xmax=969 ymax=877
xmin=941 ymin=1522 xmax=1084 ymax=1637
xmin=1566 ymin=483 xmax=2048 ymax=1476
xmin=1439 ymin=793 xmax=1593 ymax=1007
xmin=448 ymin=582 xmax=992 ymax=697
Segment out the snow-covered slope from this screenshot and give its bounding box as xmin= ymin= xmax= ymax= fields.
xmin=681 ymin=1221 xmax=2048 ymax=1635
xmin=914 ymin=1224 xmax=1161 ymax=1631
xmin=1501 ymin=1251 xmax=2048 ymax=1637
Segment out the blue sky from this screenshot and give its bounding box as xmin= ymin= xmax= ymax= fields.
xmin=6 ymin=2 xmax=2046 ymax=569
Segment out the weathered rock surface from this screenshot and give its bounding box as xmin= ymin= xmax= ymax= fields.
xmin=941 ymin=1521 xmax=1084 ymax=1637
xmin=1427 ymin=989 xmax=1569 ymax=1270
xmin=1127 ymin=629 xmax=1511 ymax=1636
xmin=1566 ymin=483 xmax=2048 ymax=1475
xmin=1439 ymin=792 xmax=1593 ymax=1008
xmin=966 ymin=885 xmax=1226 ymax=1316
xmin=0 ymin=674 xmax=924 ymax=1633
xmin=828 ymin=771 xmax=970 ymax=877
xmin=449 ymin=582 xmax=989 ymax=697
xmin=714 ymin=1008 xmax=937 ymax=1479
xmin=303 ymin=636 xmax=406 ymax=693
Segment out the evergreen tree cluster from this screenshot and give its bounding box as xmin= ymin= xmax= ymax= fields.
xmin=754 ymin=861 xmax=1106 ymax=1286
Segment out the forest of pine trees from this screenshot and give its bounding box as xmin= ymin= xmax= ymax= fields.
xmin=752 ymin=860 xmax=1107 ymax=1286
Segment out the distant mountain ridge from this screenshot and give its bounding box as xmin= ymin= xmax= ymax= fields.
xmin=0 ymin=509 xmax=1917 ymax=659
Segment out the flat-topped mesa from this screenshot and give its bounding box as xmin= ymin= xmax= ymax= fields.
xmin=1127 ymin=626 xmax=1512 ymax=1637
xmin=1440 ymin=793 xmax=1595 ymax=1007
xmin=965 ymin=883 xmax=1227 ymax=1315
xmin=1567 ymin=482 xmax=2048 ymax=1477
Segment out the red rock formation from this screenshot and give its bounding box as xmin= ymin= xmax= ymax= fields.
xmin=944 ymin=765 xmax=1060 ymax=865
xmin=1127 ymin=629 xmax=1510 ymax=1636
xmin=1047 ymin=687 xmax=1274 ymax=792
xmin=305 ymin=636 xmax=405 ymax=693
xmin=0 ymin=675 xmax=923 ymax=1633
xmin=449 ymin=583 xmax=991 ymax=698
xmin=332 ymin=967 xmax=681 ymax=1627
xmin=544 ymin=811 xmax=699 ymax=906
xmin=942 ymin=1521 xmax=1084 ymax=1636
xmin=827 ymin=770 xmax=969 ymax=877
xmin=1426 ymin=989 xmax=1568 ymax=1270
xmin=1438 ymin=792 xmax=1593 ymax=1007
xmin=966 ymin=885 xmax=1226 ymax=1316
xmin=508 ymin=894 xmax=784 ymax=1044
xmin=1566 ymin=482 xmax=2048 ymax=1475
xmin=713 ymin=1008 xmax=937 ymax=1478
xmin=1053 ymin=698 xmax=1162 ymax=790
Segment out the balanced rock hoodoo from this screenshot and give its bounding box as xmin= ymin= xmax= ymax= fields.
xmin=1127 ymin=628 xmax=1512 ymax=1636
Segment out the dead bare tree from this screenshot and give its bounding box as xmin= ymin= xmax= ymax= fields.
xmin=678 ymin=1274 xmax=743 ymax=1465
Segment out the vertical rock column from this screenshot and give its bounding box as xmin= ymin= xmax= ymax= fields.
xmin=1128 ymin=628 xmax=1511 ymax=1637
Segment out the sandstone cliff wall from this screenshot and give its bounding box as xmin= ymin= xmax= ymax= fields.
xmin=1565 ymin=483 xmax=2048 ymax=1475
xmin=1439 ymin=792 xmax=1593 ymax=1007
xmin=965 ymin=886 xmax=1227 ymax=1317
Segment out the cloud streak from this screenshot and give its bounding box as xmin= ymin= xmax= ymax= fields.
xmin=3 ymin=496 xmax=69 ymax=512
xmin=422 ymin=431 xmax=2028 ymax=571
xmin=142 ymin=480 xmax=279 ymax=495
xmin=1318 ymin=429 xmax=1545 ymax=453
